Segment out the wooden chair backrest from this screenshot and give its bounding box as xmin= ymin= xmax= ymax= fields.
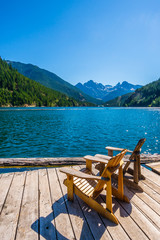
xmin=106 ymin=149 xmax=127 ymax=169
xmin=129 ymin=138 xmax=146 ymax=160
xmin=92 ymin=150 xmax=127 ymax=196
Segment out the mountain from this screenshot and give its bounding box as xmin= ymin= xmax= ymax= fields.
xmin=0 ymin=58 xmax=92 ymax=107
xmin=105 ymin=78 xmax=160 ymax=107
xmin=123 ymin=78 xmax=160 ymax=107
xmin=104 ymin=92 xmax=133 ymax=107
xmin=75 ymin=80 xmax=142 ymax=102
xmin=7 ymin=61 xmax=102 ymax=105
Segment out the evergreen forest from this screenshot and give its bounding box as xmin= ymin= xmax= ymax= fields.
xmin=0 ymin=58 xmax=92 ymax=107
xmin=105 ymin=79 xmax=160 ymax=107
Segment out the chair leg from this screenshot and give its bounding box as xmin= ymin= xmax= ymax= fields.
xmin=118 ymin=166 xmax=123 ymax=200
xmin=106 ymin=177 xmax=113 ymax=213
xmin=67 ymin=175 xmax=74 ymax=201
xmin=137 ymin=155 xmax=141 ymax=180
xmin=134 ymin=157 xmax=139 ymax=184
xmin=86 ymin=159 xmax=92 ymax=172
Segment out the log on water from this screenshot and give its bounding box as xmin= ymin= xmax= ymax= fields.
xmin=0 ymin=157 xmax=86 ymax=167
xmin=124 ymin=153 xmax=160 ymax=164
xmin=0 ymin=153 xmax=159 ymax=167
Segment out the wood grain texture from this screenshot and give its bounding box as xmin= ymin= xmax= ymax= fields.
xmin=0 ymin=172 xmax=26 ymax=240
xmin=16 ymin=171 xmax=39 ymax=240
xmin=0 ymin=157 xmax=85 ymax=166
xmin=47 ymin=168 xmax=75 ymax=240
xmin=0 ymin=165 xmax=159 ymax=240
xmin=38 ymin=169 xmax=56 ymax=240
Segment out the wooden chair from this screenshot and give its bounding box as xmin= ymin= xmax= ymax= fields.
xmin=60 ymin=150 xmax=129 ymax=224
xmin=93 ymin=138 xmax=146 ymax=187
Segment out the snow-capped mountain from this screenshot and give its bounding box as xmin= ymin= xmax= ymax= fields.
xmin=75 ymin=80 xmax=142 ymax=102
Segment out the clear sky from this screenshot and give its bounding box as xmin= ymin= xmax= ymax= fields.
xmin=1 ymin=0 xmax=160 ymax=86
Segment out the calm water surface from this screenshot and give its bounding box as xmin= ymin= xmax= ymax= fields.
xmin=0 ymin=107 xmax=159 ymax=158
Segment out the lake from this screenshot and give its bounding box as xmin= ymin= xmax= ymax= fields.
xmin=0 ymin=107 xmax=159 ymax=158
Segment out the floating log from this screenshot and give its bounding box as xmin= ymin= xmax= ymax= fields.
xmin=0 ymin=157 xmax=85 ymax=167
xmin=0 ymin=154 xmax=159 ymax=167
xmin=124 ymin=153 xmax=160 ymax=164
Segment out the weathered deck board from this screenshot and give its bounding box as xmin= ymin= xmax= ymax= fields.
xmin=47 ymin=168 xmax=75 ymax=239
xmin=118 ymin=197 xmax=160 ymax=240
xmin=75 ymin=166 xmax=130 ymax=240
xmin=74 ymin=166 xmax=115 ymax=240
xmin=146 ymin=162 xmax=160 ymax=175
xmin=57 ymin=168 xmax=95 ymax=240
xmin=141 ymin=165 xmax=160 ymax=186
xmin=0 ymin=172 xmax=26 ymax=240
xmin=134 ymin=180 xmax=160 ymax=204
xmin=0 ymin=173 xmax=14 ymax=214
xmin=123 ymin=184 xmax=160 ymax=229
xmin=16 ymin=171 xmax=39 ymax=240
xmin=38 ymin=169 xmax=57 ymax=240
xmin=0 ymin=164 xmax=160 ymax=240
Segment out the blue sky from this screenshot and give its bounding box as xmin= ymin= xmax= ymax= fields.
xmin=1 ymin=0 xmax=160 ymax=86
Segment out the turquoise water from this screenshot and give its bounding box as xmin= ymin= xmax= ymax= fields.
xmin=0 ymin=107 xmax=159 ymax=158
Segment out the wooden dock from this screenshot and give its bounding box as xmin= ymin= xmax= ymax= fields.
xmin=0 ymin=164 xmax=160 ymax=239
xmin=146 ymin=162 xmax=160 ymax=175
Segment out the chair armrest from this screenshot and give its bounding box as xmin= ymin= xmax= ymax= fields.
xmin=84 ymin=155 xmax=110 ymax=164
xmin=95 ymin=154 xmax=112 ymax=160
xmin=60 ymin=167 xmax=108 ymax=181
xmin=105 ymin=146 xmax=132 ymax=153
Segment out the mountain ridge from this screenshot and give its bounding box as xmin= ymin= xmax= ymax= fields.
xmin=75 ymin=80 xmax=142 ymax=102
xmin=104 ymin=78 xmax=160 ymax=107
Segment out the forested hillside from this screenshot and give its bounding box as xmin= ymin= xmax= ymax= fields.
xmin=8 ymin=61 xmax=102 ymax=105
xmin=124 ymin=79 xmax=160 ymax=107
xmin=105 ymin=78 xmax=160 ymax=107
xmin=0 ymin=58 xmax=92 ymax=107
xmin=104 ymin=92 xmax=133 ymax=107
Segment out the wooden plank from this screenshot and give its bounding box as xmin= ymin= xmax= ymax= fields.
xmin=123 ymin=185 xmax=160 ymax=229
xmin=137 ymin=181 xmax=160 ymax=204
xmin=118 ymin=196 xmax=160 ymax=240
xmin=141 ymin=177 xmax=160 ymax=195
xmin=84 ymin=155 xmax=110 ymax=164
xmin=100 ymin=185 xmax=147 ymax=240
xmin=16 ymin=170 xmax=39 ymax=240
xmin=75 ymin=166 xmax=130 ymax=240
xmin=100 ymin=205 xmax=130 ymax=240
xmin=38 ymin=169 xmax=56 ymax=240
xmin=47 ymin=168 xmax=75 ymax=239
xmin=110 ymin=198 xmax=148 ymax=240
xmin=0 ymin=172 xmax=26 ymax=240
xmin=0 ymin=173 xmax=14 ymax=214
xmin=57 ymin=168 xmax=94 ymax=240
xmin=0 ymin=157 xmax=85 ymax=166
xmin=146 ymin=162 xmax=160 ymax=175
xmin=72 ymin=166 xmax=112 ymax=239
xmin=76 ymin=195 xmax=112 ymax=240
xmin=60 ymin=167 xmax=102 ymax=180
xmin=95 ymin=154 xmax=112 ymax=160
xmin=141 ymin=166 xmax=160 ymax=186
xmin=146 ymin=162 xmax=160 ymax=167
xmin=126 ymin=174 xmax=160 ymax=215
xmin=131 ymin=188 xmax=160 ymax=218
xmin=105 ymin=146 xmax=132 ymax=152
